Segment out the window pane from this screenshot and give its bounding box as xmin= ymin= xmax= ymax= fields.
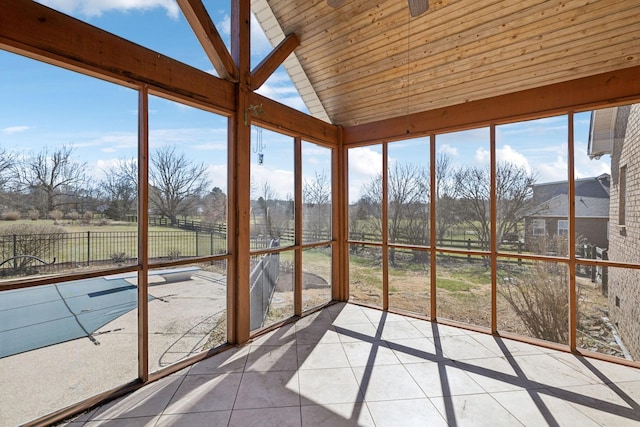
xmin=436 ymin=254 xmax=491 ymax=329
xmin=0 ymin=52 xmax=138 ymax=281
xmin=148 ymin=95 xmax=228 ymax=261
xmin=148 ymin=260 xmax=227 ymax=373
xmin=348 ymin=146 xmax=382 ymax=243
xmin=0 ymin=277 xmax=137 ymax=425
xmin=250 ymin=249 xmax=294 ymax=331
xmin=349 ymin=244 xmax=382 ymax=307
xmin=435 ymin=128 xmax=490 ymax=251
xmin=389 ymin=247 xmax=430 ymax=317
xmin=497 ymin=258 xmax=569 ymax=345
xmin=387 ymin=138 xmax=429 ymax=247
xmin=302 ymin=142 xmax=332 ymax=243
xmin=251 ymin=127 xmax=294 ymax=250
xmin=302 ymin=246 xmax=332 ymax=312
xmin=497 ymin=116 xmax=568 ymax=257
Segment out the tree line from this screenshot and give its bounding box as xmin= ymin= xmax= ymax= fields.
xmin=0 ymin=145 xmax=225 ymax=225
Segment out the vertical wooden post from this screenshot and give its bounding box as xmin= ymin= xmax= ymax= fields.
xmin=568 ymin=112 xmax=577 ymax=351
xmin=137 ymin=86 xmax=150 ymax=381
xmin=382 ymin=143 xmax=389 ymax=310
xmin=490 ymin=125 xmax=498 ymax=333
xmin=294 ymin=136 xmax=303 ymax=316
xmin=429 ymin=134 xmax=437 ymax=321
xmin=334 ymin=129 xmax=348 ymax=301
xmin=229 ymin=0 xmax=252 ymax=344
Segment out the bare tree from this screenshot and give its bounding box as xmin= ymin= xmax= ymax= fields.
xmin=149 ymin=145 xmax=210 ymax=225
xmin=17 ymin=145 xmax=87 ymax=215
xmin=203 ymin=186 xmax=227 ymax=224
xmin=303 ymin=170 xmax=331 ymax=241
xmin=101 ymin=158 xmax=137 ymax=221
xmin=454 ymin=162 xmax=536 ymax=251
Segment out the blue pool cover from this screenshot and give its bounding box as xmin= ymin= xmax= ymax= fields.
xmin=0 ymin=277 xmax=153 ymax=359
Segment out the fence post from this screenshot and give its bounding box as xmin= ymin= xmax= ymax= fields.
xmin=13 ymin=234 xmax=17 ymax=272
xmin=210 ymin=232 xmax=214 ymax=256
xmin=195 ymin=231 xmax=199 ymax=257
xmin=601 ymin=249 xmax=608 ymax=296
xmin=87 ymin=231 xmax=91 ymax=266
xmin=517 ymin=241 xmax=522 ymax=266
xmin=467 ymin=239 xmax=472 ymax=262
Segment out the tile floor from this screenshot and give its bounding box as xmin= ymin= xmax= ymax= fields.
xmin=65 ymin=303 xmax=640 ymax=426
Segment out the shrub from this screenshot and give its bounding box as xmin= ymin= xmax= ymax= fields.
xmin=49 ymin=210 xmax=64 ymax=224
xmin=67 ymin=211 xmax=80 ymax=222
xmin=0 ymin=223 xmax=66 ymax=272
xmin=1 ymin=210 xmax=21 ymax=221
xmin=28 ymin=210 xmax=40 ymax=221
xmin=110 ymin=252 xmax=128 ymax=264
xmin=83 ymin=211 xmax=94 ymax=224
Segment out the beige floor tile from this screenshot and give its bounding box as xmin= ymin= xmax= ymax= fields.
xmin=351 ymin=364 xmax=426 ymax=402
xmin=301 ymin=403 xmax=376 ymax=427
xmin=435 ymin=334 xmax=501 ymax=360
xmin=455 ymin=356 xmax=532 ymax=393
xmin=186 ymin=345 xmax=249 ymax=375
xmin=297 ymin=343 xmax=351 ymax=370
xmin=334 ymin=322 xmax=380 ymax=343
xmin=405 ymin=361 xmax=486 ymax=397
xmin=163 ymin=372 xmax=242 ymax=414
xmin=156 ymin=411 xmax=231 ymax=426
xmin=229 ymin=406 xmax=301 ymax=427
xmin=385 ymin=337 xmax=443 ymax=364
xmin=234 ymin=371 xmax=300 ymax=410
xmin=491 ymin=389 xmax=600 ymax=427
xmin=367 ymin=398 xmax=448 ymax=427
xmin=245 ymin=342 xmax=299 ymax=372
xmin=341 ymin=341 xmax=401 ymax=367
xmin=295 ymin=324 xmax=342 ymax=345
xmin=83 ymin=417 xmax=160 ymax=426
xmin=298 ymin=367 xmax=364 ymax=405
xmin=430 ymin=394 xmax=524 ymax=427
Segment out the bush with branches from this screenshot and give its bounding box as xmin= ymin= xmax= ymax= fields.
xmin=0 ymin=223 xmax=65 ymax=272
xmin=49 ymin=210 xmax=64 ymax=224
xmin=1 ymin=210 xmax=21 ymax=221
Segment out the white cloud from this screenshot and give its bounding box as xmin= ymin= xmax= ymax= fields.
xmin=474 ymin=145 xmax=532 ymax=174
xmin=438 ymin=143 xmax=458 ymax=157
xmin=250 ymin=166 xmax=294 ymax=200
xmin=37 ymin=0 xmax=180 ymax=18
xmin=2 ymin=126 xmax=30 ymax=135
xmin=348 ymin=147 xmax=382 ymax=202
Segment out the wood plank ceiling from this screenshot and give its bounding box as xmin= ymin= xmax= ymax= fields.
xmin=254 ymin=0 xmax=640 ymax=127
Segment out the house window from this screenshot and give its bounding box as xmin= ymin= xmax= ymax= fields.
xmin=619 ymin=165 xmax=627 ymax=226
xmin=557 ymin=220 xmax=568 ymax=236
xmin=532 ymin=219 xmax=546 ymax=236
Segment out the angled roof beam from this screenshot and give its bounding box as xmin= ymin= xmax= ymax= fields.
xmin=177 ymin=0 xmax=238 ymax=82
xmin=250 ymin=33 xmax=299 ymax=91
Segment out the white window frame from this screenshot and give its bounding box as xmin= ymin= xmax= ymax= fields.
xmin=532 ymin=219 xmax=546 ymax=236
xmin=557 ymin=219 xmax=568 ymax=236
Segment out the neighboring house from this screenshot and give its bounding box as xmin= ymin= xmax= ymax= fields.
xmin=591 ymin=104 xmax=640 ymax=360
xmin=524 ymin=174 xmax=610 ymax=251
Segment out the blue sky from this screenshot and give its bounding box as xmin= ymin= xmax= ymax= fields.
xmin=0 ymin=0 xmax=610 ymax=202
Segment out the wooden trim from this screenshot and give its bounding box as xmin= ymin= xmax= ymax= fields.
xmin=250 ymin=33 xmax=299 ymax=91
xmin=429 ymin=134 xmax=437 ymax=321
xmin=332 ymin=134 xmax=344 ymax=301
xmin=231 ymin=0 xmax=252 ymax=344
xmin=177 ymin=0 xmax=238 ymax=81
xmin=568 ymin=112 xmax=577 ymax=352
xmin=0 ymin=0 xmax=236 ymax=115
xmin=249 ymin=92 xmax=338 ymax=147
xmin=342 ymin=66 xmax=640 ymax=146
xmin=137 ymin=87 xmax=150 ymax=381
xmin=490 ymin=125 xmax=497 ymax=333
xmin=382 ymin=143 xmax=389 ymax=310
xmin=294 ymin=136 xmax=303 ymax=316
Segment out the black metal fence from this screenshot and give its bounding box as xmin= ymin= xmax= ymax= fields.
xmin=249 ymin=239 xmax=280 ymax=330
xmin=0 ymin=230 xmax=227 ymax=277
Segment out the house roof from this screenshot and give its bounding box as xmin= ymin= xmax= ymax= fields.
xmin=531 ymin=194 xmax=610 ymax=219
xmin=532 ymin=174 xmax=610 ymax=203
xmin=254 ymin=0 xmax=640 ymax=126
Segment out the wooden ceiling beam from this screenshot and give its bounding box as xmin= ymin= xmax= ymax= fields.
xmin=177 ymin=0 xmax=238 ymax=82
xmin=250 ymin=33 xmax=299 ymax=91
xmin=343 ymin=65 xmax=640 ymax=146
xmin=0 ymin=0 xmax=235 ymax=114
